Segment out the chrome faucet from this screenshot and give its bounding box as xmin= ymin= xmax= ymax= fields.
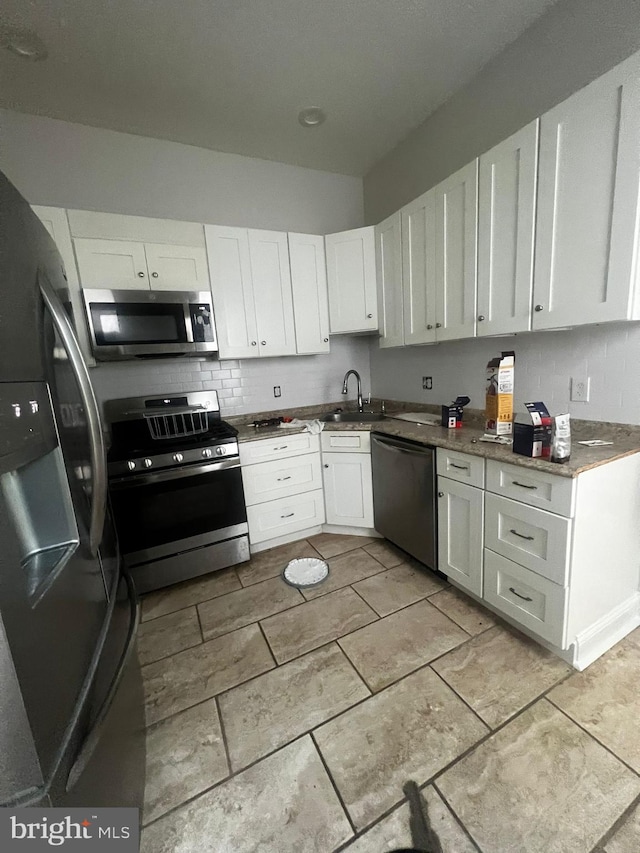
xmin=342 ymin=370 xmax=363 ymax=412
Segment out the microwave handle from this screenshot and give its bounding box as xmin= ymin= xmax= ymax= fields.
xmin=40 ymin=275 xmax=107 ymax=556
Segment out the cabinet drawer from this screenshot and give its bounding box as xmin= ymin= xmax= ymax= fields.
xmin=486 ymin=459 xmax=575 ymax=516
xmin=436 ymin=448 xmax=485 ymax=488
xmin=246 ymin=489 xmax=325 ymax=545
xmin=321 ymin=431 xmax=371 ymax=453
xmin=242 ymin=453 xmax=322 ymax=507
xmin=484 ymin=493 xmax=571 ymax=585
xmin=239 ymin=433 xmax=319 ymax=465
xmin=484 ymin=549 xmax=567 ymax=647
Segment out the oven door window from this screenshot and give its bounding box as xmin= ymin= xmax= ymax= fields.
xmin=90 ymin=302 xmax=188 ymax=345
xmin=109 ymin=465 xmax=246 ymax=555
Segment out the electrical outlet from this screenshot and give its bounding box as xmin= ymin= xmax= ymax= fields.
xmin=422 ymin=376 xmax=433 ymax=390
xmin=273 ymin=386 xmax=281 ymax=398
xmin=570 ymin=376 xmax=590 ymax=402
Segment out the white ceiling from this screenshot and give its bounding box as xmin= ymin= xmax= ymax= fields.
xmin=0 ymin=0 xmax=558 ymax=177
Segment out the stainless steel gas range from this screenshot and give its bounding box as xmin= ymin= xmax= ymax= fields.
xmin=105 ymin=390 xmax=249 ymax=593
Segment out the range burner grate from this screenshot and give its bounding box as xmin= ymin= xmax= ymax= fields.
xmin=144 ymin=408 xmax=209 ymax=441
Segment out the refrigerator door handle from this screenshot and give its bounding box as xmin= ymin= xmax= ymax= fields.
xmin=65 ymin=571 xmax=140 ymax=793
xmin=40 ymin=274 xmax=107 ymax=556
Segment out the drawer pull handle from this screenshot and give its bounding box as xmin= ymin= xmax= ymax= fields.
xmin=450 ymin=463 xmax=469 ymax=471
xmin=274 ymin=446 xmax=288 ymax=451
xmin=281 ymin=512 xmax=295 ymax=519
xmin=277 ymin=476 xmax=292 ymax=481
xmin=512 ymin=480 xmax=538 ymax=490
xmin=509 ymin=587 xmax=533 ymax=602
xmin=510 ymin=528 xmax=535 ymax=541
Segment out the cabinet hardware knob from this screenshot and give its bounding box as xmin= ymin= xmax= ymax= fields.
xmin=324 ymin=464 xmax=329 ymax=468
xmin=366 ymin=313 xmax=373 ymax=319
xmin=534 ymin=304 xmax=544 ymax=312
xmin=324 ymin=337 xmax=329 ymax=342
xmin=438 ymin=491 xmax=444 ymax=497
xmin=137 ymin=271 xmax=145 ymax=277
xmin=510 ymin=528 xmax=535 ymax=541
xmin=509 ymin=587 xmax=533 ymax=602
xmin=427 ymin=324 xmax=433 ymax=330
xmin=251 ymin=341 xmax=257 ymax=345
xmin=151 ymin=271 xmax=158 ymax=278
xmin=261 ymin=340 xmax=267 ymax=345
xmin=478 ymin=315 xmax=485 ymax=321
xmin=435 ymin=322 xmax=442 ymax=328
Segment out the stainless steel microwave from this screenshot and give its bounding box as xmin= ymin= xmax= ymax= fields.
xmin=83 ymin=289 xmax=218 ymax=361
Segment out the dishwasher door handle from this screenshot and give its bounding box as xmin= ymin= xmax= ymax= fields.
xmin=371 ymin=436 xmax=433 ymax=457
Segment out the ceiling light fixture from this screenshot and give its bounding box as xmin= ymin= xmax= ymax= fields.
xmin=1 ymin=26 xmax=48 ymax=61
xmin=298 ymin=107 xmax=326 ymax=128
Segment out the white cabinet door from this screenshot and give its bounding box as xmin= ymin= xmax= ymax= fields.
xmin=144 ymin=244 xmax=210 ymax=292
xmin=205 ymin=225 xmax=259 ymax=359
xmin=322 ymin=451 xmax=374 ymax=527
xmin=401 ymin=189 xmax=437 ymax=345
xmin=533 ymin=52 xmax=640 ymax=329
xmin=435 ymin=161 xmax=478 ymax=341
xmin=437 ymin=477 xmax=484 ymax=596
xmin=375 ymin=211 xmax=404 ymax=348
xmin=325 ymin=226 xmax=377 ymax=333
xmin=74 ymin=238 xmax=149 ymax=290
xmin=248 ymin=229 xmax=296 ymax=357
xmin=288 ymin=233 xmax=330 ymax=354
xmin=32 ymin=206 xmax=96 ymax=366
xmin=478 ymin=121 xmax=538 ymax=336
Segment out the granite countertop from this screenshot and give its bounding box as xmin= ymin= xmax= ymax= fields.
xmin=231 ymin=402 xmax=640 ymax=478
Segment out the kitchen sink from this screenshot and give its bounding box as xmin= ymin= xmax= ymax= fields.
xmin=322 ymin=412 xmax=386 ymax=423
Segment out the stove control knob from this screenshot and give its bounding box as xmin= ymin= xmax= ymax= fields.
xmin=202 ymin=448 xmax=213 ymax=458
xmin=127 ymin=460 xmax=136 ymax=471
xmin=143 ymin=458 xmax=153 ymax=468
xmin=173 ymin=453 xmax=184 ymax=463
xmin=215 ymin=446 xmax=225 ymax=457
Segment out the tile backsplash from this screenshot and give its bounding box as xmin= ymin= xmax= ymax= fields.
xmin=370 ymin=322 xmax=640 ymax=425
xmin=90 ymin=336 xmax=372 ymax=416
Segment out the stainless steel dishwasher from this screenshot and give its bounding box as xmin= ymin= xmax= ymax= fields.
xmin=371 ymin=433 xmax=437 ymax=570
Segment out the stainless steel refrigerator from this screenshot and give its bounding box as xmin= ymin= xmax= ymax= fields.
xmin=0 ymin=172 xmax=145 ymax=808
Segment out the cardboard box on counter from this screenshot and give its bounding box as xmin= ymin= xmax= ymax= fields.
xmin=485 ymin=351 xmax=514 ymax=435
xmin=513 ymin=402 xmax=552 ymax=458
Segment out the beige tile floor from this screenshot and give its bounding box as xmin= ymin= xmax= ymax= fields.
xmin=138 ymin=533 xmax=640 ymax=852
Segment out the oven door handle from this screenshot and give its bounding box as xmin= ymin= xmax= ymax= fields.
xmin=40 ymin=273 xmax=107 ymax=556
xmin=109 ymin=457 xmax=241 ymax=487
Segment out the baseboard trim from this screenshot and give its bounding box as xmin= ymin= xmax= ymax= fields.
xmin=249 ymin=525 xmax=323 ymax=553
xmin=570 ymin=593 xmax=640 ymax=671
xmin=322 ymin=524 xmax=381 ymax=538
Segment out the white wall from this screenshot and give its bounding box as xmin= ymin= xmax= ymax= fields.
xmin=91 ymin=337 xmax=372 ymax=417
xmin=370 ymin=324 xmax=640 ymax=425
xmin=0 ymin=110 xmax=363 ymax=234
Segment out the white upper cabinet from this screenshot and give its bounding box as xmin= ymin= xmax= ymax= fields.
xmin=434 ymin=160 xmax=478 ymax=341
xmin=143 ymin=243 xmax=210 ymax=291
xmin=205 ymin=225 xmax=297 ymax=359
xmin=477 ymin=121 xmax=538 ymax=336
xmin=247 ymin=229 xmax=296 ymax=357
xmin=533 ymin=52 xmax=640 ymax=329
xmin=205 ymin=225 xmax=260 ymax=358
xmin=31 ymin=205 xmax=95 ymax=365
xmin=288 ymin=233 xmax=330 ymax=354
xmin=401 ymin=189 xmax=437 ymax=345
xmin=74 ymin=238 xmax=149 ymax=289
xmin=375 ymin=211 xmax=404 ymax=348
xmin=325 ymin=226 xmax=378 ymax=333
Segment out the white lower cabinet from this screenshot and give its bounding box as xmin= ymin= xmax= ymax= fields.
xmin=437 ymin=451 xmax=640 ymax=669
xmin=240 ymin=435 xmax=325 ymax=546
xmin=321 ymin=431 xmax=374 ymax=529
xmin=437 ymin=476 xmax=484 ymax=597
